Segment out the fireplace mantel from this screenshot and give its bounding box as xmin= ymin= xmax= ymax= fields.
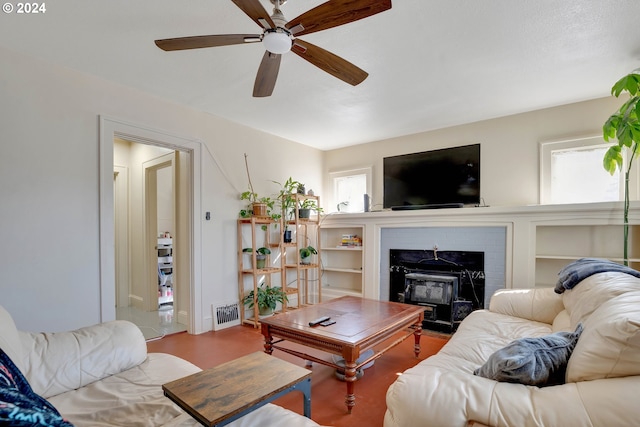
xmin=320 ymin=201 xmax=640 ymax=301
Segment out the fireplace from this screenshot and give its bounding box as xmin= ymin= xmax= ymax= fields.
xmin=390 ymin=249 xmax=485 ymax=333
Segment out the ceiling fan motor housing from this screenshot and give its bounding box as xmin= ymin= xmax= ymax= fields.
xmin=262 ymin=6 xmax=291 ymax=54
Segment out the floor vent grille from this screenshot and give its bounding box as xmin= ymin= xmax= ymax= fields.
xmin=212 ymin=301 xmax=240 ymax=331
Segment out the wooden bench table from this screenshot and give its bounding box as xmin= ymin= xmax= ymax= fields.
xmin=163 ymin=351 xmax=312 ymax=426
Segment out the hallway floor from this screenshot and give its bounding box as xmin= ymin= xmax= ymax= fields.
xmin=117 ymin=304 xmax=187 ymax=340
xmin=147 ymin=325 xmax=449 ymax=427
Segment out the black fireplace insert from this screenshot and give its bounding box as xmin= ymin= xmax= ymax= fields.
xmin=390 ymin=249 xmax=485 ymax=333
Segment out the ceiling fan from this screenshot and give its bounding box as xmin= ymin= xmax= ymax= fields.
xmin=154 ymin=0 xmax=392 ymax=97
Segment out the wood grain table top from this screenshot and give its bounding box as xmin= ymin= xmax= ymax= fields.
xmin=260 ymin=296 xmax=425 ymax=346
xmin=162 ymin=351 xmax=311 ymax=426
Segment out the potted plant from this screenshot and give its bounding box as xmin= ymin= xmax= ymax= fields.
xmin=602 ymin=68 xmax=640 ymax=266
xmin=244 ymin=282 xmax=288 ymax=316
xmin=274 ymin=177 xmax=303 ymax=242
xmin=299 ymin=245 xmax=317 ymax=265
xmin=242 ymin=247 xmax=271 ymax=269
xmin=298 ymin=198 xmax=323 ymax=219
xmin=239 ymin=153 xmax=281 ymax=221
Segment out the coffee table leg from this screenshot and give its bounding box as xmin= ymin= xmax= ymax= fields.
xmin=344 ymin=359 xmax=357 ymax=413
xmin=413 ymin=323 xmax=422 ymax=358
xmin=261 ymin=324 xmax=274 ymax=354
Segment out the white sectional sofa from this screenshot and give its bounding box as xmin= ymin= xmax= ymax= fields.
xmin=0 ymin=305 xmax=325 ymax=427
xmin=385 ymin=267 xmax=640 ymax=427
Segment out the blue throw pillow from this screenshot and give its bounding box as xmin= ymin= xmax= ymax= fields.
xmin=0 ymin=347 xmax=74 ymax=426
xmin=473 ymin=323 xmax=583 ymax=386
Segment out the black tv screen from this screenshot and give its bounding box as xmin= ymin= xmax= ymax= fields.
xmin=383 ymin=144 xmax=480 ymax=208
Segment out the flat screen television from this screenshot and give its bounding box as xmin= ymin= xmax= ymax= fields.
xmin=383 ymin=144 xmax=480 ymax=209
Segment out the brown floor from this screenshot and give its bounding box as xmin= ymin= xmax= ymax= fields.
xmin=147 ymin=324 xmax=448 ymax=427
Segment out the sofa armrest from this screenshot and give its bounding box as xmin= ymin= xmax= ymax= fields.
xmin=385 ymin=359 xmax=639 ymax=427
xmin=19 ymin=320 xmax=147 ymax=399
xmin=489 ymin=288 xmax=564 ymax=324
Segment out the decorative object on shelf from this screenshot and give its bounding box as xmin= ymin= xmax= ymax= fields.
xmin=299 ymin=245 xmax=317 ymax=265
xmin=603 ymin=68 xmax=640 ymax=266
xmin=243 ymin=283 xmax=288 ymax=317
xmin=243 ymin=247 xmax=271 ymax=269
xmin=307 ymin=189 xmax=314 ymax=196
xmin=341 ymin=234 xmax=362 ymax=247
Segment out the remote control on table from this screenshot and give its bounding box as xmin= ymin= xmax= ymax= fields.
xmin=308 ymin=316 xmax=330 ymax=327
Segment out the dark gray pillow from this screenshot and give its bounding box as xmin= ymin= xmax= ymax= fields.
xmin=473 ymin=323 xmax=583 ymax=386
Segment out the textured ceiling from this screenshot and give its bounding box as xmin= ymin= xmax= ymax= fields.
xmin=1 ymin=0 xmax=639 ymax=150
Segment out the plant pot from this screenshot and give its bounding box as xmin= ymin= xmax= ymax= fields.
xmin=298 ymin=208 xmax=311 ymax=219
xmin=283 ymin=230 xmax=292 ymax=243
xmin=301 ymin=257 xmax=311 ymax=265
xmin=252 ymin=202 xmax=268 ymax=217
xmin=256 ymin=254 xmax=267 ymax=269
xmin=258 ymin=306 xmax=274 ymax=317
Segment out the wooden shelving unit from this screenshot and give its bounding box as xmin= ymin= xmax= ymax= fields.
xmin=282 ymin=193 xmax=321 ymax=307
xmin=237 ymin=216 xmax=284 ymax=327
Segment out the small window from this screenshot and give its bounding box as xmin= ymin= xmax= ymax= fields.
xmin=329 ymin=167 xmax=372 ymax=213
xmin=540 ymin=135 xmax=633 ymax=204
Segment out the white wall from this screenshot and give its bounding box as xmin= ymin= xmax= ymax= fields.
xmin=0 ymin=43 xmax=624 ymax=333
xmin=323 ymin=96 xmax=622 ymax=209
xmin=0 ymin=46 xmax=323 ymax=332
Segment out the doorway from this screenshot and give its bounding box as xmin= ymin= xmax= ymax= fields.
xmin=99 ymin=117 xmax=204 ymax=335
xmin=113 ymin=142 xmax=188 ymax=339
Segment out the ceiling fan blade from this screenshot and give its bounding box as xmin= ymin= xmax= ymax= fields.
xmin=291 ymin=39 xmax=368 ymax=86
xmin=286 ymin=0 xmax=391 ymax=36
xmin=155 ymin=34 xmax=261 ymax=51
xmin=232 ymin=0 xmax=275 ymax=29
xmin=253 ymin=51 xmax=282 ymax=97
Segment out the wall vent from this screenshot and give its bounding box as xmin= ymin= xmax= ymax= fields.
xmin=212 ymin=301 xmax=241 ymax=331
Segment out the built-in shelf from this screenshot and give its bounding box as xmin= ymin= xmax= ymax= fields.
xmin=318 ymin=202 xmax=640 ymax=299
xmin=535 ymin=223 xmax=640 ymax=287
xmin=320 ymin=225 xmax=364 ymax=299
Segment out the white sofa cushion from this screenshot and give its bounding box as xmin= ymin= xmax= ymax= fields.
xmin=490 ymin=287 xmax=564 ymax=325
xmin=20 ymin=320 xmax=147 ymax=399
xmin=562 ymin=271 xmax=640 ymax=326
xmin=567 ymin=291 xmax=640 ymax=381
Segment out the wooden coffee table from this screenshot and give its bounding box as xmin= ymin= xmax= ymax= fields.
xmin=163 ymin=351 xmax=312 ymax=426
xmin=260 ymin=296 xmax=424 ymax=413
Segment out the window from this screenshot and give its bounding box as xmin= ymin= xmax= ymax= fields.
xmin=540 ymin=135 xmax=637 ymax=204
xmin=329 ymin=167 xmax=372 ymax=213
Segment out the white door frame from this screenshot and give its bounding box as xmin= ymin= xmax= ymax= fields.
xmin=114 ymin=167 xmax=130 ymax=308
xmin=99 ymin=116 xmax=204 ymax=334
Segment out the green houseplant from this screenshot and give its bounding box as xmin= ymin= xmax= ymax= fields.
xmin=274 ymin=177 xmax=303 ymax=241
xmin=239 ymin=153 xmax=281 ymax=221
xmin=242 ymin=247 xmax=271 ymax=269
xmin=244 ymin=282 xmax=288 ymax=316
xmin=298 ymin=198 xmax=323 ymax=219
xmin=299 ymin=245 xmax=317 ymax=265
xmin=602 ymin=68 xmax=640 ymax=266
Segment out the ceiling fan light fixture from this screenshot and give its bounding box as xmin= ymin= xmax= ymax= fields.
xmin=263 ymin=30 xmax=291 ymax=54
